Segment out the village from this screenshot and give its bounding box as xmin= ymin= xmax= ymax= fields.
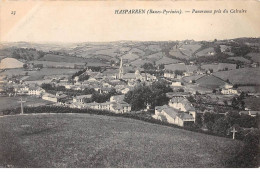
xmin=0 ymin=39 xmax=259 ymax=168
xmin=1 ymin=42 xmax=259 ymax=131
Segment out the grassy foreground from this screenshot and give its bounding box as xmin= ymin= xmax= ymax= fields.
xmin=0 ymin=113 xmax=244 ymax=168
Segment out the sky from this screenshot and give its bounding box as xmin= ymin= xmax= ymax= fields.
xmin=1 ymin=0 xmax=260 ymax=43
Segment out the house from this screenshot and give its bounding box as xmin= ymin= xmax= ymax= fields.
xmin=110 ymin=95 xmax=125 ymax=103
xmin=28 ymin=87 xmax=45 ymax=96
xmin=239 ymin=110 xmax=260 ymax=117
xmin=171 ymin=81 xmax=182 ymax=87
xmin=73 ymin=94 xmax=92 ymax=103
xmin=110 ymin=101 xmax=131 ymax=113
xmin=153 ymin=105 xmax=195 ymax=127
xmin=168 ymin=97 xmax=196 ymax=118
xmin=85 ymin=101 xmax=131 ymax=113
xmin=120 ymin=87 xmax=130 ymax=94
xmin=164 ymin=72 xmax=175 ymax=79
xmin=42 ymin=93 xmax=58 ymax=102
xmin=42 ymin=92 xmax=68 ymax=103
xmin=221 ymin=88 xmax=238 ymax=95
xmin=220 ymin=83 xmax=238 ymax=95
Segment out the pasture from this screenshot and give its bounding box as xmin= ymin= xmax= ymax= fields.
xmin=195 ymin=47 xmax=215 ymax=57
xmin=213 ymin=67 xmax=260 ymax=85
xmin=39 ymin=54 xmax=87 ymax=63
xmin=0 ymin=96 xmax=53 ymax=112
xmin=169 ymin=46 xmax=188 ymax=59
xmin=243 ymin=97 xmax=260 ymax=110
xmin=0 ymin=113 xmax=243 ymax=167
xmin=196 ymin=75 xmax=226 ymax=89
xmin=164 ymin=64 xmax=198 ymax=72
xmin=180 ymin=44 xmax=201 ymax=57
xmin=246 ymin=53 xmax=260 ymax=63
xmin=25 ymin=68 xmax=78 ymax=81
xmin=227 ymin=57 xmax=251 ymax=63
xmin=201 ymin=63 xmax=237 ymax=72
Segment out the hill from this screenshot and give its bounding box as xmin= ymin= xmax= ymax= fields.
xmin=213 ymin=67 xmax=260 ymax=85
xmin=0 ymin=113 xmax=243 ymax=168
xmin=227 ymin=56 xmax=251 ymax=63
xmin=246 ymin=53 xmax=260 ymax=63
xmin=196 ymin=75 xmax=227 ymax=89
xmin=0 ymin=58 xmax=24 ymax=69
xmin=201 ymin=63 xmax=237 ymax=72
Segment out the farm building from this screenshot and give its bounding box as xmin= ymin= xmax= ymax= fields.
xmin=239 ymin=110 xmax=260 ymax=117
xmin=73 ymin=94 xmax=92 ymax=103
xmin=164 ymin=72 xmax=175 ymax=79
xmin=42 ymin=92 xmax=68 ymax=103
xmin=110 ymin=95 xmax=125 ymax=103
xmin=28 ymin=87 xmax=45 ymax=96
xmin=153 ymin=105 xmax=195 ymax=127
xmin=85 ymin=101 xmax=131 ymax=114
xmin=221 ymin=88 xmax=238 ymax=95
xmin=168 ymin=97 xmax=196 ymax=118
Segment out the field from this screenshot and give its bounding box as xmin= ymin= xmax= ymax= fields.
xmin=213 ymin=67 xmax=260 ymax=85
xmin=201 ymin=63 xmax=237 ymax=72
xmin=164 ymin=64 xmax=198 ymax=72
xmin=180 ymin=44 xmax=201 ymax=57
xmin=169 ymin=46 xmax=188 ymax=59
xmin=0 ymin=113 xmax=243 ymax=168
xmin=227 ymin=57 xmax=251 ymax=63
xmin=25 ymin=68 xmax=78 ymax=81
xmin=238 ymin=86 xmax=260 ymax=93
xmin=243 ymin=97 xmax=260 ymax=110
xmin=183 ymin=74 xmax=205 ymax=83
xmin=195 ymin=47 xmax=215 ymax=57
xmin=39 ymin=54 xmax=87 ymax=63
xmin=0 ymin=68 xmax=29 ymax=76
xmin=0 ymin=96 xmax=53 ymax=112
xmin=196 ymin=75 xmax=226 ymax=89
xmin=155 ymin=57 xmax=180 ymax=66
xmin=246 ymin=53 xmax=260 ymax=63
xmin=29 ymin=60 xmax=85 ymax=68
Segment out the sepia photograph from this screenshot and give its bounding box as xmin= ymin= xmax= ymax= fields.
xmin=0 ymin=0 xmax=259 ymax=168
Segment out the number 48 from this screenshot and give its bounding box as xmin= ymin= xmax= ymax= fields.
xmin=11 ymin=11 xmax=16 ymax=15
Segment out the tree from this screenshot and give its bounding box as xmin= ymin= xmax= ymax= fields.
xmin=124 ymin=81 xmax=172 ymax=111
xmin=212 ymin=117 xmax=230 ymax=136
xmin=158 ymin=64 xmax=165 ymax=70
xmin=124 ymin=86 xmax=152 ymax=111
xmin=174 ymin=70 xmax=184 ymax=76
xmin=141 ymin=63 xmax=155 ymax=70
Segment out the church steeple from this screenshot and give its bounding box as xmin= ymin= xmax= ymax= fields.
xmin=118 ymin=58 xmax=123 ymax=79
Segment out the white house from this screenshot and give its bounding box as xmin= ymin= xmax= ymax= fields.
xmin=221 ymin=88 xmax=238 ymax=95
xmin=28 ymin=87 xmax=45 ymax=96
xmin=85 ymin=101 xmax=131 ymax=114
xmin=168 ymin=97 xmax=196 ymax=118
xmin=120 ymin=87 xmax=130 ymax=94
xmin=42 ymin=92 xmax=68 ymax=103
xmin=171 ymin=82 xmax=182 ymax=87
xmin=42 ymin=93 xmax=58 ymax=102
xmin=164 ymin=72 xmax=175 ymax=79
xmin=153 ymin=105 xmax=195 ymax=127
xmin=239 ymin=110 xmax=260 ymax=117
xmin=110 ymin=95 xmax=125 ymax=103
xmin=73 ymin=94 xmax=92 ymax=103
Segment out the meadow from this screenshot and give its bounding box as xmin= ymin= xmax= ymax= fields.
xmin=0 ymin=113 xmax=243 ymax=167
xmin=0 ymin=96 xmax=53 ymax=112
xmin=213 ymin=67 xmax=260 ymax=85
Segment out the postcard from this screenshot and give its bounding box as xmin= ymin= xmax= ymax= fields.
xmin=0 ymin=0 xmax=259 ymax=168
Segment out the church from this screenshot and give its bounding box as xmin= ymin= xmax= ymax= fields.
xmin=116 ymin=58 xmax=157 ymax=83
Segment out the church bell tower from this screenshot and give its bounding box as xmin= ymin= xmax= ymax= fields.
xmin=118 ymin=58 xmax=123 ymax=79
